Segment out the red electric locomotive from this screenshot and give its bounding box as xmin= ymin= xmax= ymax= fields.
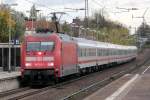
xmin=21 ymin=33 xmax=78 ymax=84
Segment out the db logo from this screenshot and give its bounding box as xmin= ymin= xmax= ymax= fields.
xmin=36 ymin=57 xmax=42 ymax=61
xmin=35 ymin=63 xmax=43 ymax=66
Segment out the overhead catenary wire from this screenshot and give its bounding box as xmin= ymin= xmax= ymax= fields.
xmin=92 ymin=0 xmax=103 ymax=7
xmin=24 ymin=0 xmax=57 ymax=11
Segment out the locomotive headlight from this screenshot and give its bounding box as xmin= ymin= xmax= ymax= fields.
xmin=37 ymin=52 xmax=42 ymax=55
xmin=25 ymin=62 xmax=32 ymax=67
xmin=48 ymin=62 xmax=54 ymax=66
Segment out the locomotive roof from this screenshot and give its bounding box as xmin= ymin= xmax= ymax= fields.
xmin=25 ymin=32 xmax=52 ymax=37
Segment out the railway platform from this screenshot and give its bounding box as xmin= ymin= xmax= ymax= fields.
xmin=0 ymin=70 xmax=21 ymax=92
xmin=84 ymin=65 xmax=150 ymax=100
xmin=0 ymin=71 xmax=20 ymax=80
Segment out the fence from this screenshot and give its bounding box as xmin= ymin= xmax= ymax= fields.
xmin=0 ymin=43 xmax=20 ymax=71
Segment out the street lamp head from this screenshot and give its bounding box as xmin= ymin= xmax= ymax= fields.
xmin=78 ymin=8 xmax=86 ymax=10
xmin=131 ymin=8 xmax=138 ymax=10
xmin=5 ymin=3 xmax=18 ymax=6
xmin=36 ymin=9 xmax=41 ymax=12
xmin=11 ymin=3 xmax=18 ymax=6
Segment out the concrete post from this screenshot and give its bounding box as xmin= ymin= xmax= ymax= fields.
xmin=2 ymin=48 xmax=4 ymax=69
xmin=14 ymin=47 xmax=16 ymax=70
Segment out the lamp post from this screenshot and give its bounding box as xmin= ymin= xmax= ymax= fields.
xmin=132 ymin=8 xmax=149 ymax=50
xmin=7 ymin=3 xmax=18 ymax=72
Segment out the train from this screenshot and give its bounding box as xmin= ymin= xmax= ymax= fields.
xmin=21 ymin=32 xmax=137 ymax=84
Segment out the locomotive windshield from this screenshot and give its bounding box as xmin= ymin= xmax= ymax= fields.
xmin=27 ymin=41 xmax=55 ymax=51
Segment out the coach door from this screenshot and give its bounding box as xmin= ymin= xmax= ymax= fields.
xmin=61 ymin=42 xmax=78 ymax=76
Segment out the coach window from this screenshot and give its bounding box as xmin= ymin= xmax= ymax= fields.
xmin=110 ymin=49 xmax=112 ymax=56
xmin=90 ymin=49 xmax=93 ymax=56
xmin=108 ymin=49 xmax=110 ymax=56
xmin=99 ymin=49 xmax=101 ymax=56
xmin=121 ymin=50 xmax=123 ymax=55
xmin=80 ymin=48 xmax=82 ymax=57
xmin=111 ymin=49 xmax=113 ymax=56
xmin=90 ymin=49 xmax=92 ymax=56
xmin=85 ymin=48 xmax=87 ymax=56
xmin=81 ymin=48 xmax=84 ymax=57
xmin=82 ymin=48 xmax=85 ymax=57
xmin=82 ymin=48 xmax=84 ymax=57
xmin=113 ymin=49 xmax=115 ymax=55
xmin=86 ymin=49 xmax=88 ymax=56
xmin=97 ymin=49 xmax=99 ymax=56
xmin=89 ymin=49 xmax=91 ymax=56
xmin=91 ymin=48 xmax=92 ymax=56
xmin=104 ymin=49 xmax=106 ymax=56
xmin=99 ymin=49 xmax=103 ymax=56
xmin=78 ymin=48 xmax=81 ymax=57
xmin=106 ymin=49 xmax=108 ymax=56
xmin=79 ymin=48 xmax=81 ymax=57
xmin=102 ymin=49 xmax=104 ymax=56
xmin=112 ymin=49 xmax=114 ymax=55
xmin=109 ymin=49 xmax=111 ymax=56
xmin=93 ymin=49 xmax=95 ymax=56
xmin=118 ymin=50 xmax=120 ymax=55
xmin=114 ymin=49 xmax=116 ymax=55
xmin=108 ymin=49 xmax=112 ymax=56
xmin=103 ymin=49 xmax=105 ymax=56
xmin=92 ymin=48 xmax=95 ymax=56
xmin=99 ymin=49 xmax=100 ymax=56
xmin=111 ymin=49 xmax=113 ymax=55
xmin=100 ymin=49 xmax=102 ymax=56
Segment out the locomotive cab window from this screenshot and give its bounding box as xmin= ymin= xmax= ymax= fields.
xmin=27 ymin=41 xmax=55 ymax=51
xmin=41 ymin=42 xmax=55 ymax=51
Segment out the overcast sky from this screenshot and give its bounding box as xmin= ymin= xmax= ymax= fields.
xmin=2 ymin=0 xmax=150 ymax=34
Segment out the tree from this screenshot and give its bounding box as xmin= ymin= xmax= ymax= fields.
xmin=30 ymin=5 xmax=37 ymax=20
xmin=137 ymin=22 xmax=150 ymax=37
xmin=71 ymin=10 xmax=134 ymax=45
xmin=0 ymin=7 xmax=15 ymax=42
xmin=61 ymin=22 xmax=71 ymax=33
xmin=12 ymin=11 xmax=25 ymax=42
xmin=36 ymin=16 xmax=56 ymax=32
xmin=0 ymin=6 xmax=25 ymax=43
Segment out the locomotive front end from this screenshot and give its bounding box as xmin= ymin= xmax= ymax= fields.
xmin=21 ymin=33 xmax=59 ymax=85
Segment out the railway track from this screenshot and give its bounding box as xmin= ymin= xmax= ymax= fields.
xmin=1 ymin=50 xmax=149 ymax=100
xmin=62 ymin=56 xmax=150 ymax=100
xmin=0 ymin=87 xmax=30 ymax=98
xmin=0 ymin=68 xmax=112 ymax=100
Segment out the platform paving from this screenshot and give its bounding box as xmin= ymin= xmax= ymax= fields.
xmin=122 ymin=74 xmax=150 ymax=100
xmin=0 ymin=71 xmax=20 ymax=80
xmin=83 ymin=74 xmax=137 ymax=100
xmin=0 ymin=70 xmax=21 ymax=92
xmin=84 ymin=65 xmax=150 ymax=100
